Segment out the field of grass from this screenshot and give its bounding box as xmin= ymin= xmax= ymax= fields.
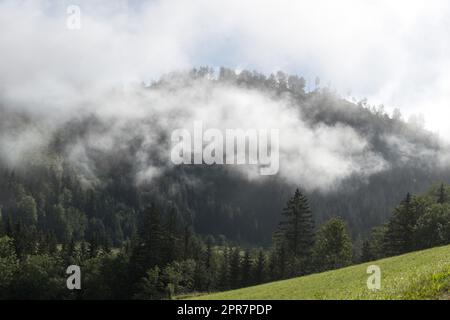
xmin=189 ymin=245 xmax=450 ymax=300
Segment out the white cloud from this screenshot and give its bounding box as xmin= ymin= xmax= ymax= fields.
xmin=1 ymin=0 xmax=450 ymax=133
xmin=0 ymin=0 xmax=449 ymax=189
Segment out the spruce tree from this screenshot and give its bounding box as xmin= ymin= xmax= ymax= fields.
xmin=254 ymin=249 xmax=266 ymax=284
xmin=88 ymin=234 xmax=99 ymax=258
xmin=229 ymin=248 xmax=241 ymax=289
xmin=360 ymin=227 xmax=388 ymax=263
xmin=241 ymin=250 xmax=252 ymax=287
xmin=438 ymin=183 xmax=446 ymax=204
xmin=4 ymin=215 xmax=12 ymax=237
xmin=218 ymin=247 xmax=230 ymax=290
xmin=276 ymin=244 xmax=287 ymax=279
xmin=61 ymin=237 xmax=76 ymax=264
xmin=183 ymin=225 xmax=192 ymax=260
xmin=360 ymin=239 xmax=373 ymax=263
xmin=384 ymin=193 xmax=416 ymax=255
xmin=130 ymin=204 xmax=164 ymax=281
xmin=275 ymin=189 xmax=315 ymax=274
xmin=204 ymin=236 xmax=213 ymax=270
xmin=267 ymin=250 xmax=277 ymax=281
xmin=163 ymin=208 xmax=181 ymax=264
xmin=102 ymin=237 xmax=112 ymax=254
xmin=80 ymin=240 xmax=89 ymax=260
xmin=13 ymin=221 xmax=28 ymax=258
xmin=47 ymin=231 xmax=58 ymax=254
xmin=0 ymin=210 xmax=4 ymax=237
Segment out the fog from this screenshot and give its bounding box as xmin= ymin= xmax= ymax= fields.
xmin=1 ymin=0 xmax=449 ymax=191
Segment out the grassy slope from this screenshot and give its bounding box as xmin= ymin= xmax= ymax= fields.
xmin=190 ymin=245 xmax=450 ymax=300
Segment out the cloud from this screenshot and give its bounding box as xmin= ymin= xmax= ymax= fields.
xmin=0 ymin=76 xmax=388 ymax=191
xmin=0 ymin=0 xmax=449 ymax=190
xmin=1 ymin=0 xmax=450 ymax=128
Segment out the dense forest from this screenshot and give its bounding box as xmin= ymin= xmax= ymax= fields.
xmin=1 ymin=179 xmax=450 ymax=299
xmin=1 ymin=68 xmax=450 ymax=298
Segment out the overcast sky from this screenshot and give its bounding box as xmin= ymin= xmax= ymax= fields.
xmin=1 ymin=0 xmax=450 ymax=136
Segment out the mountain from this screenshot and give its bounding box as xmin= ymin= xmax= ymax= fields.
xmin=1 ymin=67 xmax=449 ymax=246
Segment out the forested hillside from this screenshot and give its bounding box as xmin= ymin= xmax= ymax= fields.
xmin=2 ymin=68 xmax=450 ymax=299
xmin=1 ymin=68 xmax=448 ymax=245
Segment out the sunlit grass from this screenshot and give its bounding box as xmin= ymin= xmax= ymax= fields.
xmin=188 ymin=245 xmax=450 ymax=300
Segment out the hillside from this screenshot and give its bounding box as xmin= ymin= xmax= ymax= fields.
xmin=2 ymin=68 xmax=449 ymax=246
xmin=190 ymin=244 xmax=450 ymax=300
xmin=2 ymin=69 xmax=450 ymax=299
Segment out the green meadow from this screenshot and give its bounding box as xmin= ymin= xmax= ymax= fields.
xmin=189 ymin=245 xmax=450 ymax=300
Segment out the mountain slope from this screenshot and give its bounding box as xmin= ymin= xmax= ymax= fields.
xmin=2 ymin=69 xmax=450 ymax=245
xmin=189 ymin=244 xmax=450 ymax=299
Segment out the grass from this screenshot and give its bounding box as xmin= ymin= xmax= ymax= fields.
xmin=188 ymin=245 xmax=450 ymax=300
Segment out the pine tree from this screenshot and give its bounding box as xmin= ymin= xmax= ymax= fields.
xmin=254 ymin=249 xmax=266 ymax=284
xmin=36 ymin=231 xmax=49 ymax=254
xmin=129 ymin=204 xmax=164 ymax=282
xmin=80 ymin=240 xmax=89 ymax=260
xmin=271 ymin=242 xmax=289 ymax=280
xmin=193 ymin=258 xmax=210 ymax=292
xmin=88 ymin=234 xmax=99 ymax=258
xmin=205 ymin=236 xmax=213 ymax=269
xmin=102 ymin=237 xmax=112 ymax=254
xmin=438 ymin=183 xmax=446 ymax=204
xmin=13 ymin=221 xmax=28 ymax=258
xmin=0 ymin=210 xmax=4 ymax=237
xmin=47 ymin=231 xmax=58 ymax=254
xmin=163 ymin=208 xmax=181 ymax=264
xmin=0 ymin=236 xmax=19 ymax=295
xmin=229 ymin=248 xmax=241 ymax=289
xmin=183 ymin=225 xmax=192 ymax=260
xmin=62 ymin=237 xmax=76 ymax=264
xmin=361 ymin=226 xmax=387 ymax=262
xmin=17 ymin=194 xmax=38 ymax=226
xmin=360 ymin=239 xmax=373 ymax=262
xmin=275 ymin=189 xmax=315 ymax=274
xmin=240 ymin=250 xmax=252 ymax=287
xmin=384 ymin=193 xmax=416 ymax=256
xmin=218 ymin=247 xmax=230 ymax=290
xmin=267 ymin=250 xmax=278 ymax=281
xmin=4 ymin=215 xmax=12 ymax=237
